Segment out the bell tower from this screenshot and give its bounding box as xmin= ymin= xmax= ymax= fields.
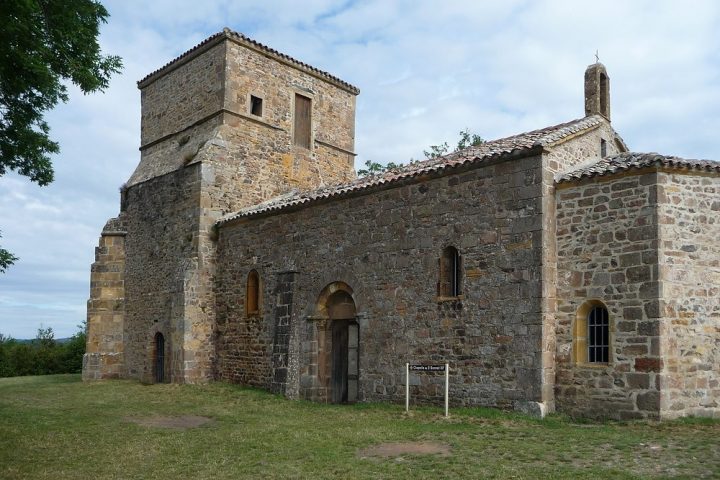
xmin=584 ymin=62 xmax=610 ymax=120
xmin=84 ymin=29 xmax=359 ymax=385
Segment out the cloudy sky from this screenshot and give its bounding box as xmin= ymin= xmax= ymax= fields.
xmin=1 ymin=0 xmax=719 ymax=338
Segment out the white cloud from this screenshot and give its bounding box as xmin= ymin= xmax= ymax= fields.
xmin=1 ymin=0 xmax=719 ymax=337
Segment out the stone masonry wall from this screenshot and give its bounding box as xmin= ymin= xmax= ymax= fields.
xmin=225 ymin=40 xmax=356 ymax=160
xmin=139 ymin=43 xmax=225 ymax=149
xmin=216 ymin=154 xmax=548 ymax=410
xmin=555 ymin=171 xmax=662 ymax=419
xmin=83 ymin=217 xmax=127 ymax=380
xmin=180 ymin=39 xmax=359 ymax=383
xmin=130 ymin=38 xmax=357 ymax=191
xmin=657 ymin=171 xmax=720 ymax=418
xmin=222 ymin=40 xmax=356 ymax=195
xmin=541 ymin=120 xmax=624 ymax=410
xmin=122 ymin=165 xmax=202 ymax=383
xmin=270 ymin=271 xmax=297 ymax=395
xmin=109 ymin=35 xmax=359 ymax=384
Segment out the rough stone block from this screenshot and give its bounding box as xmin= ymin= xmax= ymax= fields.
xmin=636 ymin=390 xmax=660 ymax=411
xmin=635 ymin=357 xmax=663 ymax=373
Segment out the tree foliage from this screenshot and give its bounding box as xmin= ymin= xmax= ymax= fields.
xmin=0 ymin=231 xmax=17 ymax=273
xmin=357 ymin=160 xmax=404 ymax=177
xmin=0 ymin=323 xmax=87 ymax=377
xmin=358 ymin=129 xmax=485 ymax=176
xmin=0 ymin=0 xmax=122 ymax=270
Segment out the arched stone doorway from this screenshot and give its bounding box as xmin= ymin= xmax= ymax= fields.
xmin=313 ymin=282 xmax=359 ymax=403
xmin=154 ymin=332 xmax=165 ymax=383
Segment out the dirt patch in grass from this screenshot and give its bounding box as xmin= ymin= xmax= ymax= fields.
xmin=358 ymin=442 xmax=451 ymax=458
xmin=123 ymin=415 xmax=213 ymax=429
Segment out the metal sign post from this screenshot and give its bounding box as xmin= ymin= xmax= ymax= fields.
xmin=444 ymin=362 xmax=449 ymax=417
xmin=405 ymin=362 xmax=409 ymax=413
xmin=405 ymin=362 xmax=450 ymax=417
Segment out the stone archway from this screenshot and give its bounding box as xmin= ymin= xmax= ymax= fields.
xmin=313 ymin=282 xmax=359 ymax=403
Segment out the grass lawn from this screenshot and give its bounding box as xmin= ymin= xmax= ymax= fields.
xmin=0 ymin=375 xmax=718 ymax=479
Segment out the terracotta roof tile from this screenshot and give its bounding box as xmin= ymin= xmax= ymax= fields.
xmin=138 ymin=28 xmax=359 ymax=94
xmin=218 ymin=115 xmax=606 ymax=225
xmin=557 ymin=152 xmax=720 ymax=183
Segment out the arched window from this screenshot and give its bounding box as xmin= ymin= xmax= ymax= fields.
xmin=438 ymin=246 xmax=462 ymax=298
xmin=574 ymin=301 xmax=610 ymax=364
xmin=246 ymin=270 xmax=260 ymax=315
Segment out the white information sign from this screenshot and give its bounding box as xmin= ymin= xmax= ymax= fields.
xmin=405 ymin=362 xmax=449 ymax=417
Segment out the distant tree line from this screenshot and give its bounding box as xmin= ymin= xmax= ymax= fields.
xmin=0 ymin=325 xmax=86 ymax=377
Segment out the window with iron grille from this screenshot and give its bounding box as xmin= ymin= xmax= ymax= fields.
xmin=587 ymin=305 xmax=609 ymax=363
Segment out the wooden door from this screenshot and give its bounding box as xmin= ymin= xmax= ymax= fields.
xmin=347 ymin=322 xmax=359 ymax=402
xmin=155 ymin=333 xmax=165 ymax=383
xmin=331 ymin=321 xmax=348 ymax=403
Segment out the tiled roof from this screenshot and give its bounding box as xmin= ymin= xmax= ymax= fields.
xmin=138 ymin=28 xmax=359 ymax=94
xmin=218 ymin=115 xmax=606 ymax=225
xmin=557 ymin=152 xmax=720 ymax=183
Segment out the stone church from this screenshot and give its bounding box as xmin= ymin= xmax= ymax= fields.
xmin=83 ymin=28 xmax=720 ymax=420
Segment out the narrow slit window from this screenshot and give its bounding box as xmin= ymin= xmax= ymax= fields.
xmin=600 ymin=138 xmax=607 ymax=157
xmin=588 ymin=305 xmax=609 ymax=363
xmin=438 ymin=246 xmax=462 ymax=298
xmin=246 ymin=270 xmax=260 ymax=315
xmin=250 ymin=95 xmax=263 ymax=117
xmin=293 ymin=93 xmax=311 ymax=149
xmin=599 ymin=73 xmax=609 ymax=117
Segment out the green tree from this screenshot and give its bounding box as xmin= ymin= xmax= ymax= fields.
xmin=0 ymin=334 xmax=13 ymax=376
xmin=0 ymin=0 xmax=122 ymax=270
xmin=34 ymin=326 xmax=59 ymax=374
xmin=0 ymin=231 xmax=18 ymax=273
xmin=59 ymin=324 xmax=87 ymax=373
xmin=455 ymin=128 xmax=484 ymax=150
xmin=423 ymin=142 xmax=450 ymax=160
xmin=358 ymin=130 xmax=484 ymax=177
xmin=357 ymin=160 xmax=384 ymax=177
xmin=8 ymin=343 xmax=35 ymax=376
xmin=357 ymin=160 xmax=405 ymax=176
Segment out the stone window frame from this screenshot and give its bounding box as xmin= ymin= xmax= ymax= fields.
xmin=437 ymin=245 xmax=463 ymax=301
xmin=573 ymin=299 xmax=612 ymax=366
xmin=246 ymin=269 xmax=262 ymax=317
xmin=248 ymin=93 xmax=264 ymax=118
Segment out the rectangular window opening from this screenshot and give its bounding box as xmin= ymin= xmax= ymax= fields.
xmin=452 ymin=253 xmax=461 ymax=297
xmin=293 ymin=94 xmax=311 ymax=149
xmin=250 ymin=95 xmax=263 ymax=117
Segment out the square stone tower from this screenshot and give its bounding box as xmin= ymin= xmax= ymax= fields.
xmin=83 ymin=29 xmax=359 ymax=383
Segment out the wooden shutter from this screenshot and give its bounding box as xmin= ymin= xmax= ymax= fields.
xmin=293 ymin=94 xmax=311 ymax=149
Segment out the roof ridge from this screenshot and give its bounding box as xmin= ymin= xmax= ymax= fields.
xmin=219 ymin=116 xmax=607 ymax=225
xmin=137 ymin=28 xmax=360 ymax=93
xmin=557 ymin=151 xmax=720 ymax=183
